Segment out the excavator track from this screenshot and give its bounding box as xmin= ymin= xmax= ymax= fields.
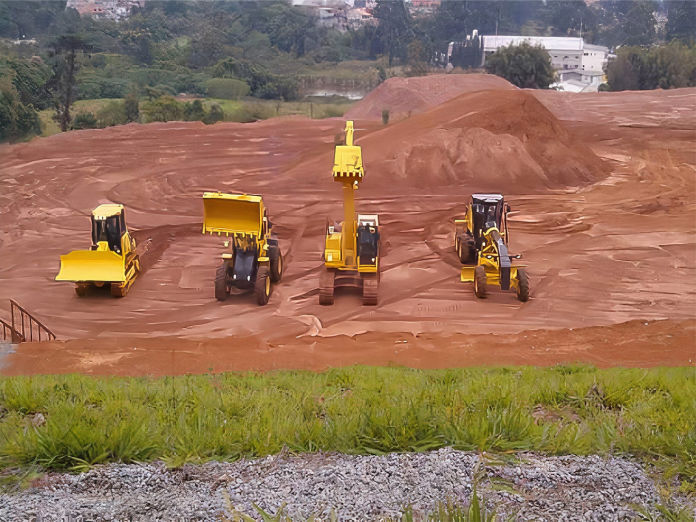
xmin=319 ymin=268 xmax=336 ymax=305
xmin=362 ymin=273 xmax=379 ymax=306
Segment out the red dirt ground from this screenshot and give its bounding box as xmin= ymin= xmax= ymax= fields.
xmin=1 ymin=77 xmax=695 ymax=375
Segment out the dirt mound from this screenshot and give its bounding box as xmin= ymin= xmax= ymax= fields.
xmin=345 ymin=73 xmax=516 ymax=121
xmin=355 ymin=89 xmax=607 ymax=192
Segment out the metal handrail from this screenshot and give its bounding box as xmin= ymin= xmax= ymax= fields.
xmin=9 ymin=300 xmax=55 ymax=342
xmin=0 ymin=317 xmax=23 ymax=343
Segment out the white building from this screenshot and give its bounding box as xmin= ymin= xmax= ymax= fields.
xmin=481 ymin=35 xmax=609 ymax=73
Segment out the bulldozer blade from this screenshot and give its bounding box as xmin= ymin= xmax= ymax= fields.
xmin=202 ymin=194 xmax=262 ymax=236
xmin=56 ymin=250 xmax=126 ymax=283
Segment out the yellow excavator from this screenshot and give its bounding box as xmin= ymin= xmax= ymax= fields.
xmin=56 ymin=204 xmax=140 ymax=297
xmin=320 ymin=121 xmax=380 ymax=305
xmin=202 ymin=192 xmax=282 ymax=305
xmin=455 ymin=194 xmax=529 ymax=301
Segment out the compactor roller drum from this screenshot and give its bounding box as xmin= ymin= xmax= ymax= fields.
xmin=321 ymin=121 xmax=381 ymax=305
xmin=56 ymin=204 xmax=140 ymax=298
xmin=455 ymin=194 xmax=530 ymax=302
xmin=202 ymin=192 xmax=282 ymax=306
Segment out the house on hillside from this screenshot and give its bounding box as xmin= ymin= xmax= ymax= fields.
xmin=552 ymin=70 xmax=606 ymax=92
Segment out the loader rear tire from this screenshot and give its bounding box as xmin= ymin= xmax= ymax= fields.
xmin=255 ymin=266 xmax=271 ymax=306
xmin=215 ymin=263 xmax=230 ymax=302
xmin=319 ymin=268 xmax=335 ymax=305
xmin=270 ymin=247 xmax=283 ymax=283
xmin=516 ymin=268 xmax=530 ymax=302
xmin=474 ymin=266 xmax=487 ymax=299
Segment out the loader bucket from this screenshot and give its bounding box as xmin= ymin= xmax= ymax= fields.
xmin=202 ymin=193 xmax=262 ymax=236
xmin=56 ymin=250 xmax=126 ymax=283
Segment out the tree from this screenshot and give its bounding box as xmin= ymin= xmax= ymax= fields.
xmin=124 ymin=92 xmax=139 ymax=122
xmin=485 ymin=42 xmax=555 ymax=89
xmin=622 ymin=0 xmax=656 ymax=46
xmin=47 ymin=34 xmax=91 ymax=132
xmin=373 ymin=0 xmax=413 ymax=66
xmin=666 ymin=1 xmax=696 ymax=43
xmin=607 ymin=42 xmax=696 ymax=91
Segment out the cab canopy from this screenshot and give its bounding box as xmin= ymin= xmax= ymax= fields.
xmin=202 ymin=192 xmax=264 ymax=236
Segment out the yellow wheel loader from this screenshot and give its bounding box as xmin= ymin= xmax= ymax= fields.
xmin=56 ymin=204 xmax=140 ymax=297
xmin=455 ymin=194 xmax=529 ymax=302
xmin=202 ymin=192 xmax=282 ymax=306
xmin=320 ymin=121 xmax=380 ymax=306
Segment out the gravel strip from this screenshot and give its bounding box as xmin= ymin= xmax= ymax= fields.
xmin=0 ymin=448 xmax=687 ymax=521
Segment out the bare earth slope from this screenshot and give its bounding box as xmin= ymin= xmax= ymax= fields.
xmin=344 ymin=73 xmax=516 ymax=121
xmin=1 ymin=83 xmax=695 ymax=375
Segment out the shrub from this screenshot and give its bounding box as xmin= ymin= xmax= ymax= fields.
xmin=202 ymin=103 xmax=224 ymax=124
xmin=205 ymin=78 xmax=250 ymax=100
xmin=183 ymin=99 xmax=205 ymax=121
xmin=0 ymin=81 xmax=41 ymax=142
xmin=96 ymin=101 xmax=127 ymax=127
xmin=381 ymin=109 xmax=389 ymax=125
xmin=140 ymin=96 xmax=183 ymax=123
xmin=71 ymin=112 xmax=98 ymax=130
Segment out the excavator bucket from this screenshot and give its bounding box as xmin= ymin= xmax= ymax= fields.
xmin=202 ymin=192 xmax=263 ymax=236
xmin=56 ymin=250 xmax=126 ymax=283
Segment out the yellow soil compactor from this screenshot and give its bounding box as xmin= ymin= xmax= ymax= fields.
xmin=320 ymin=121 xmax=380 ymax=305
xmin=56 ymin=204 xmax=140 ymax=297
xmin=455 ymin=194 xmax=529 ymax=301
xmin=202 ymin=192 xmax=282 ymax=306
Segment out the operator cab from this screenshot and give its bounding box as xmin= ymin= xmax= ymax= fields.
xmin=357 ymin=214 xmax=379 ymax=265
xmin=91 ymin=204 xmax=126 ymax=254
xmin=471 ymin=194 xmax=507 ymax=248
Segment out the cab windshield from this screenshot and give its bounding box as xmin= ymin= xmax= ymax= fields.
xmin=91 ymin=214 xmax=124 ymax=253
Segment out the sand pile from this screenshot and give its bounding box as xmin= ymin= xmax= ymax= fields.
xmin=357 ymin=89 xmax=607 ymax=192
xmin=345 ymin=74 xmax=515 ymax=121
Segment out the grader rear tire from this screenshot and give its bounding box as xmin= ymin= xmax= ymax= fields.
xmin=516 ymin=268 xmax=530 ymax=302
xmin=215 ymin=263 xmax=229 ymax=302
xmin=474 ymin=266 xmax=487 ymax=298
xmin=255 ymin=266 xmax=271 ymax=306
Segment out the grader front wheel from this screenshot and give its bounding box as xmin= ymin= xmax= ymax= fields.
xmin=474 ymin=266 xmax=487 ymax=298
xmin=516 ymin=268 xmax=530 ymax=302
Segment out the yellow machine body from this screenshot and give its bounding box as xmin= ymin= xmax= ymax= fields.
xmin=323 ymin=121 xmax=378 ymax=273
xmin=455 ymin=194 xmax=529 ymax=301
xmin=56 ymin=204 xmax=140 ymax=297
xmin=202 ymin=192 xmax=270 ymax=262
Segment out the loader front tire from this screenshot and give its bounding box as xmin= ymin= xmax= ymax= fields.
xmin=255 ymin=266 xmax=271 ymax=306
xmin=474 ymin=266 xmax=487 ymax=298
xmin=215 ymin=263 xmax=230 ymax=302
xmin=516 ymin=268 xmax=530 ymax=302
xmin=270 ymin=247 xmax=283 ymax=283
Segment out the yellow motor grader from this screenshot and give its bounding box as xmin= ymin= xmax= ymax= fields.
xmin=455 ymin=194 xmax=529 ymax=301
xmin=202 ymin=192 xmax=282 ymax=306
xmin=320 ymin=121 xmax=380 ymax=305
xmin=56 ymin=204 xmax=140 ymax=297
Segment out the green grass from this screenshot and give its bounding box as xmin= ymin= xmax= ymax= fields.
xmin=36 ymin=97 xmax=353 ymax=137
xmin=0 ymin=366 xmax=694 ymax=492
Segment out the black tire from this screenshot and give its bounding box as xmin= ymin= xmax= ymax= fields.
xmin=458 ymin=235 xmax=476 ymax=264
xmin=75 ymin=284 xmax=88 ymax=297
xmin=269 ymin=247 xmax=283 ymax=283
xmin=215 ymin=263 xmax=229 ymax=302
xmin=516 ymin=268 xmax=530 ymax=302
xmin=474 ymin=265 xmax=487 ymax=298
xmin=255 ymin=266 xmax=271 ymax=306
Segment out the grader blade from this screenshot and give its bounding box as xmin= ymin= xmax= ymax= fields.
xmin=56 ymin=250 xmax=126 ymax=283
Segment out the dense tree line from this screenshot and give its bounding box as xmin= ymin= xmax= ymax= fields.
xmin=2 ymin=0 xmax=696 ymax=141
